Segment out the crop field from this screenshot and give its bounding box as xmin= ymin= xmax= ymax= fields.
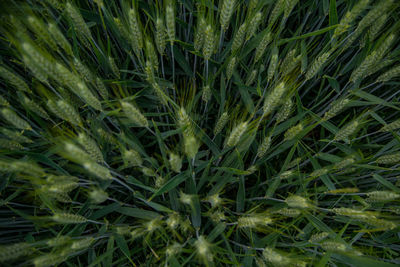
xmin=0 ymin=0 xmax=399 ymax=266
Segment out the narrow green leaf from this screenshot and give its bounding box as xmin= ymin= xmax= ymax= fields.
xmin=278 ymin=25 xmax=338 ymax=45
xmin=115 ymin=234 xmax=135 ymax=266
xmin=116 ymin=207 xmax=160 ymax=220
xmin=149 ymin=171 xmax=190 ymax=201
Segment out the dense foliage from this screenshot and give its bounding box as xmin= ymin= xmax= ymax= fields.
xmin=0 ymin=0 xmax=400 ymax=266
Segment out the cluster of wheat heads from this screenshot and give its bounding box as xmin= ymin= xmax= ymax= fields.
xmin=0 ymin=0 xmax=400 ymax=266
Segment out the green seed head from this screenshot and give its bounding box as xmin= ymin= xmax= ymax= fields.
xmin=52 ymin=212 xmax=88 ymax=224
xmin=226 ymin=121 xmax=248 ymax=147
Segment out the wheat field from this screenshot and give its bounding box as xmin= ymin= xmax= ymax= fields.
xmin=0 ymin=0 xmax=400 ymax=266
